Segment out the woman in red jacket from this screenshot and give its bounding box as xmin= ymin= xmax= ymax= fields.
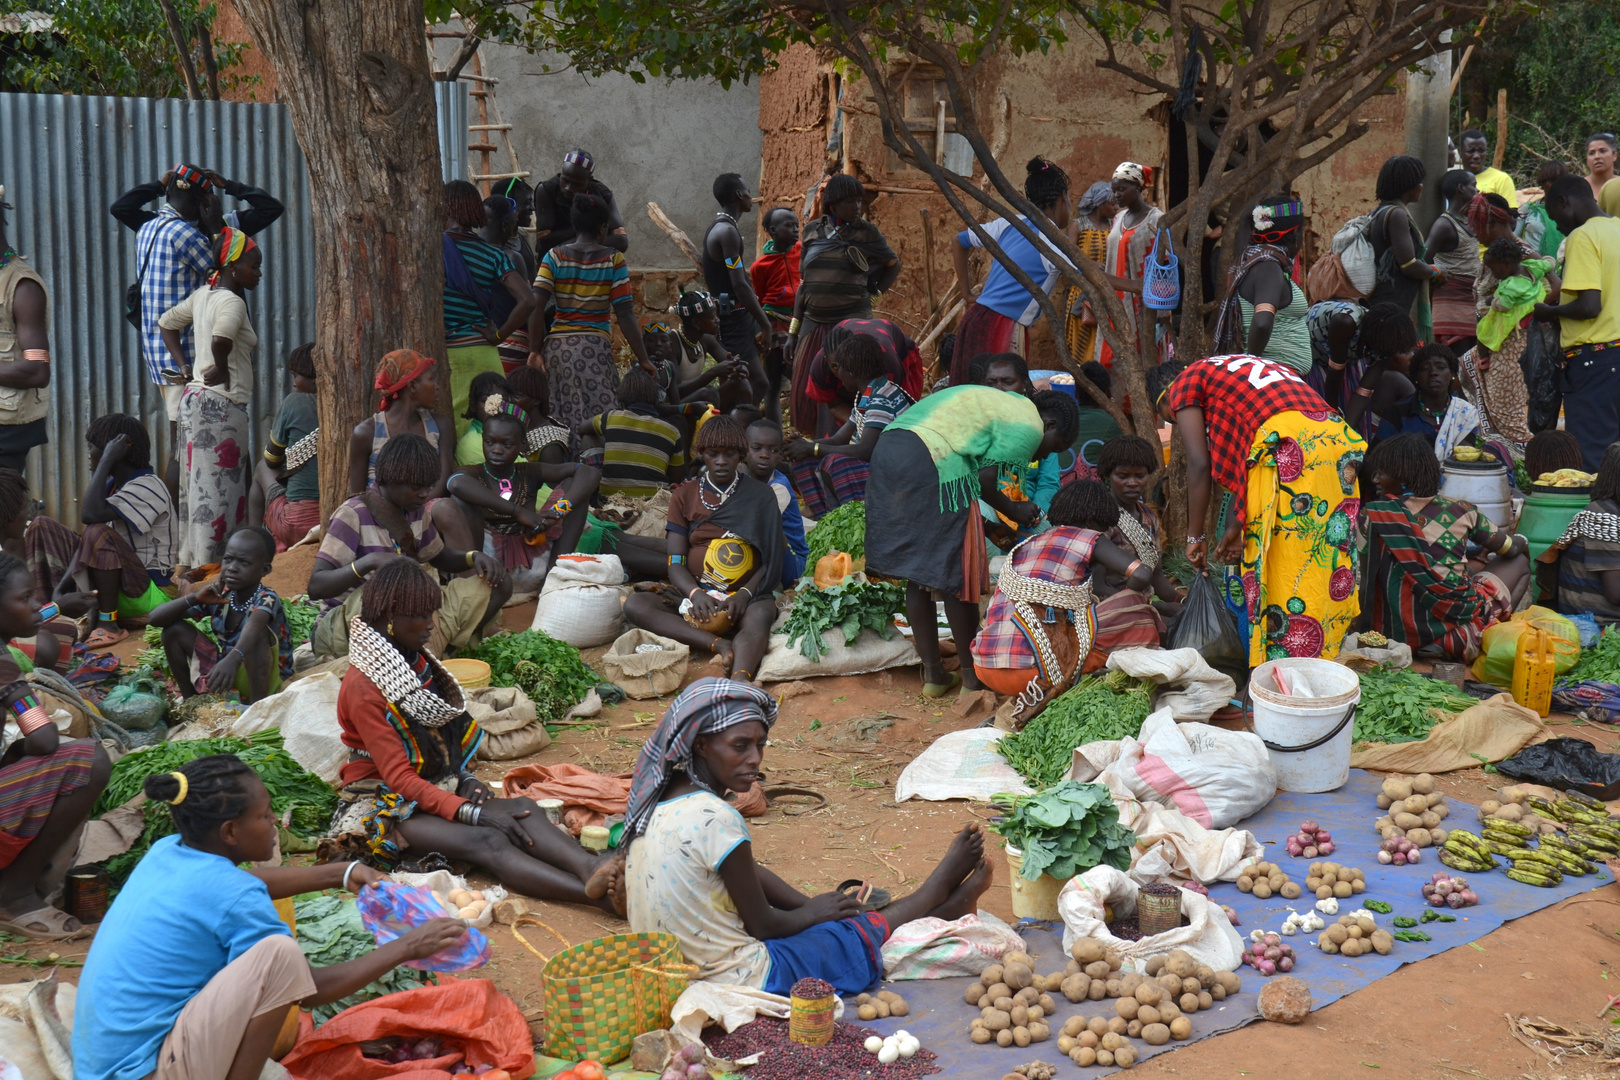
xmin=330 ymin=557 xmax=621 ymax=911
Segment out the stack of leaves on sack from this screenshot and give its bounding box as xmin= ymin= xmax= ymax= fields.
xmin=990 ymin=780 xmax=1136 ymax=881
xmin=1353 ymin=666 xmax=1475 ymax=745
xmin=780 ymin=500 xmax=909 ymax=660
xmin=471 ymin=630 xmax=600 ymax=723
xmin=996 ymin=671 xmax=1155 ymax=789
xmin=295 ymin=893 xmax=436 ymax=1023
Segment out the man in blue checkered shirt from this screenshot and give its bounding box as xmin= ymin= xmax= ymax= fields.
xmin=130 ymin=165 xmax=216 ymax=444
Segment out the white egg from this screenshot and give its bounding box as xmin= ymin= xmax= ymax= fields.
xmin=877 ymin=1044 xmax=899 ymax=1064
xmin=864 ymin=1035 xmax=883 ymax=1053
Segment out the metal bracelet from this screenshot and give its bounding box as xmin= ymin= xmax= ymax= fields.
xmin=341 ymin=860 xmax=359 ymax=892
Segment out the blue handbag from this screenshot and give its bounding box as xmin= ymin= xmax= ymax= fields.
xmin=1142 ymin=226 xmax=1181 ymax=310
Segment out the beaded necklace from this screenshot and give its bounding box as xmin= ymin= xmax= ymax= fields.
xmin=699 ymin=471 xmax=739 ymax=511
xmin=227 ymin=583 xmax=266 ymax=614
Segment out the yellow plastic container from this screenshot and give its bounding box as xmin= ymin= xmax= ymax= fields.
xmin=1511 ymin=627 xmax=1556 ymax=718
xmin=442 ymin=658 xmax=491 ymax=689
xmin=1004 ymin=844 xmax=1066 ymax=920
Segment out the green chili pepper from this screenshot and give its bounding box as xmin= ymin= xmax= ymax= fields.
xmin=1364 ymin=900 xmax=1392 ymax=913
xmin=1392 ymin=916 xmax=1418 ymax=927
xmin=1392 ymin=929 xmax=1431 ymax=942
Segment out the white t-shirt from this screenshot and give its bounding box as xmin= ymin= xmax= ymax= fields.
xmin=625 ymin=790 xmax=769 ymax=987
xmin=157 ymin=285 xmax=257 ymax=406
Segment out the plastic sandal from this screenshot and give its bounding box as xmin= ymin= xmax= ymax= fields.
xmin=837 ymin=879 xmax=893 ymax=911
xmin=922 ymin=671 xmax=962 ymax=699
xmin=83 ymin=626 xmax=129 ymax=650
xmin=0 ymin=906 xmax=87 ymax=941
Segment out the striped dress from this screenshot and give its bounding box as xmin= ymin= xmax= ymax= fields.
xmin=537 ymin=245 xmax=634 ymax=451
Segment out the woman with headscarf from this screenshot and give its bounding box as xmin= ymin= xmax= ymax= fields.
xmin=157 ymin=225 xmax=261 ymax=569
xmin=347 ymin=349 xmax=454 ymax=497
xmin=1106 ymin=163 xmax=1167 ymax=366
xmin=622 ymin=677 xmax=993 ymax=993
xmin=1462 ymin=192 xmax=1549 ymax=448
xmin=1212 ymin=197 xmax=1312 ymax=376
xmin=1062 ymin=181 xmax=1117 ymax=366
xmin=785 ymin=174 xmax=900 ymax=434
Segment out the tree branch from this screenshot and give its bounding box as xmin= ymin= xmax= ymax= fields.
xmin=155 ymin=0 xmax=204 ymax=100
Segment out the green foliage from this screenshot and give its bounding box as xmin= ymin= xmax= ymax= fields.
xmin=990 ymin=780 xmax=1136 ymax=881
xmin=780 ymin=580 xmax=906 ymax=661
xmin=0 ymin=1 xmax=254 ymax=98
xmin=804 ymin=500 xmax=867 ymax=569
xmin=1352 ymin=666 xmax=1476 ymax=745
xmin=294 ymin=893 xmax=436 ymax=1024
xmin=1564 ymin=625 xmax=1620 ymax=684
xmin=997 ymin=673 xmax=1154 ymax=790
xmin=470 ymin=630 xmax=599 ymax=721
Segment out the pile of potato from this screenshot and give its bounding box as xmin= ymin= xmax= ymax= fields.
xmin=1316 ymin=913 xmax=1394 ymax=957
xmin=1304 ymin=862 xmax=1366 ymax=900
xmin=1057 ymin=1016 xmax=1140 ymax=1068
xmin=854 ymin=990 xmax=909 ymax=1020
xmin=1373 ymin=774 xmax=1451 ymax=849
xmin=999 ymin=1063 xmax=1057 ymax=1080
xmin=1235 ymin=861 xmax=1302 ymax=900
xmin=966 ymin=951 xmax=1056 ymax=1047
xmin=1478 ymin=786 xmax=1559 ymax=837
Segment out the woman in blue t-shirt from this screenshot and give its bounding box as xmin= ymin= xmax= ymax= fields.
xmin=74 ymin=755 xmax=467 ymax=1080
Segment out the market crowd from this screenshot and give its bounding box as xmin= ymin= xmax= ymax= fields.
xmin=0 ymin=125 xmax=1611 ymax=1078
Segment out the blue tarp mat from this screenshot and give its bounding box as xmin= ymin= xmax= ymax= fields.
xmin=856 ymin=769 xmax=1603 ymax=1076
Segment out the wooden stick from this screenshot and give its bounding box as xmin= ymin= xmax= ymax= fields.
xmin=919 ymin=208 xmax=936 ymax=313
xmin=934 ymin=99 xmax=947 ymax=166
xmin=1494 ymin=88 xmax=1509 ymax=170
xmin=646 ymin=202 xmax=704 ymax=271
xmin=918 ymin=299 xmax=964 ymax=356
xmin=1449 ymin=13 xmax=1489 ymax=97
xmin=863 ymin=184 xmax=937 ymax=196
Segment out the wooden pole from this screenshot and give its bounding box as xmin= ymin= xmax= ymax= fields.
xmin=1494 ymin=88 xmax=1509 ymax=170
xmin=1449 ymin=12 xmax=1489 ymax=97
xmin=934 ymin=99 xmax=947 ymax=166
xmin=919 ymin=207 xmax=936 ymax=313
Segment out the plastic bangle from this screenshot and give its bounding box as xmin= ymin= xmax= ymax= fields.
xmin=1186 ymin=534 xmax=1206 ymax=545
xmin=1124 ymin=559 xmax=1144 ymax=579
xmin=688 ymin=587 xmax=702 ymax=599
xmin=669 ymin=554 xmax=686 ymax=565
xmin=1327 ymin=360 xmax=1347 ymax=371
xmin=738 ymin=587 xmax=753 ymax=600
xmin=465 ymin=550 xmax=477 ymax=568
xmin=1253 ymin=303 xmax=1278 ymax=316
xmin=1355 ymin=386 xmax=1375 ymax=398
xmin=341 ymin=860 xmax=359 ymax=892
xmin=20 ymin=349 xmax=48 ymax=364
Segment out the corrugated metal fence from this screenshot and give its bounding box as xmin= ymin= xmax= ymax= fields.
xmin=0 ymin=85 xmax=465 ymax=518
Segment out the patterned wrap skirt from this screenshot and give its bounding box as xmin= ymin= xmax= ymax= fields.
xmin=544 ymin=332 xmax=621 ymax=458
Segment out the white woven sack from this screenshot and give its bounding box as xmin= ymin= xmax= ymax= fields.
xmin=532 ymin=553 xmax=627 ymax=647
xmin=1330 ymin=211 xmax=1377 ymax=297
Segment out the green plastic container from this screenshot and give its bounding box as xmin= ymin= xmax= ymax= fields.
xmin=1519 ymin=488 xmax=1590 ymax=563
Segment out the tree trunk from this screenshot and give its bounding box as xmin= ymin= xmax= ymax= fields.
xmin=232 ymin=0 xmax=446 ymax=516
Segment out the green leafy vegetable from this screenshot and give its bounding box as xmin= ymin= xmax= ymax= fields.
xmin=804 ymin=500 xmax=866 ymax=568
xmin=134 ymin=598 xmax=321 ymax=677
xmin=471 ymin=630 xmax=599 ymax=721
xmin=1364 ymin=899 xmax=1392 ymax=913
xmin=780 ymin=580 xmax=906 ymax=661
xmin=1353 ymin=666 xmax=1475 ymax=744
xmin=1565 ymin=625 xmax=1620 ymax=684
xmin=295 ymin=893 xmax=436 ymax=1024
xmin=996 ymin=672 xmax=1154 ymax=789
xmin=989 ymin=780 xmax=1137 ymax=881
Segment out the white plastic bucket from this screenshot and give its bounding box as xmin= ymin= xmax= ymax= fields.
xmin=1249 ymin=657 xmax=1360 ymax=793
xmin=1441 ymin=461 xmax=1513 ymax=529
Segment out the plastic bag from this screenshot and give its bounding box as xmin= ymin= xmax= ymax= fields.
xmin=1471 ymin=606 xmax=1581 ymax=685
xmin=894 ymin=728 xmax=1032 ymax=802
xmin=230 ymin=671 xmax=346 ymax=783
xmin=355 ymin=882 xmax=490 ymax=972
xmin=387 ymin=870 xmax=508 ymax=932
xmin=99 ymin=677 xmax=169 ymax=731
xmin=1167 ymin=573 xmax=1244 ymax=669
xmin=1057 ymin=865 xmax=1245 ymax=973
xmin=1522 ymin=321 xmax=1563 ymax=434
xmin=1103 ymin=647 xmax=1237 ymax=722
xmin=1497 ymin=736 xmax=1620 ymax=799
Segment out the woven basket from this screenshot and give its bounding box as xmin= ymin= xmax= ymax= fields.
xmin=513 ymin=917 xmax=697 ymax=1064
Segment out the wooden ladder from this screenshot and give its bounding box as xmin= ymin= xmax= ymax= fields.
xmin=426 ymin=25 xmax=530 ymax=195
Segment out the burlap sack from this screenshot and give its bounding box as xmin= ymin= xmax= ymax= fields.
xmin=1350 ymin=693 xmax=1550 ymax=772
xmin=468 ymin=685 xmax=552 ymax=760
xmin=602 ymin=629 xmax=689 ymax=700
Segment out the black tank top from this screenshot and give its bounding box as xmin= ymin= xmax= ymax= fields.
xmin=702 ymin=216 xmax=736 ymax=298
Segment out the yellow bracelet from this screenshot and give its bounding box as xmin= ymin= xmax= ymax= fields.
xmin=788 ymin=318 xmax=801 ymax=334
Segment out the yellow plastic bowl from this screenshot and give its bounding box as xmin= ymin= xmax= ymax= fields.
xmin=442 ymin=658 xmax=491 ymax=690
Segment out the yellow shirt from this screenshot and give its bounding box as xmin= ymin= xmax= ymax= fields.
xmin=1473 ymin=167 xmax=1519 ymax=208
xmin=1600 ymin=178 xmax=1620 ymax=218
xmin=1558 ymin=215 xmax=1620 ymax=348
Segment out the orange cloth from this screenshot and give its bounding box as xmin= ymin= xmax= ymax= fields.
xmin=503 ymin=762 xmax=631 ymax=834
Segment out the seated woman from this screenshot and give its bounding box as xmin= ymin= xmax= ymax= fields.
xmin=505 ymin=365 xmax=573 ymax=465
xmin=1361 ymin=433 xmax=1531 ymax=660
xmin=970 ymin=482 xmax=1150 ymax=726
xmin=1358 ymin=343 xmax=1481 ymax=460
xmin=625 ymin=677 xmax=992 ymax=994
xmin=660 ymin=292 xmax=750 ymax=408
xmin=623 ymin=416 xmax=783 ymax=683
xmin=866 ymin=387 xmax=1079 ymax=697
xmin=308 ymin=434 xmax=509 ymax=659
xmin=453 ymin=370 xmax=513 ymax=467
xmin=73 ymin=754 xmax=464 ymax=1080
xmin=150 ymin=526 xmax=290 ymax=704
xmin=347 ymin=348 xmax=454 ymax=497
xmin=0 ymin=552 xmax=111 ymax=940
xmin=1090 ymin=435 xmax=1184 ymax=654
xmin=0 ymin=469 xmax=65 ymax=673
xmin=441 ymin=398 xmax=604 ymax=593
xmin=331 ymin=557 xmax=622 ymax=909
xmin=250 ymin=342 xmax=321 ymax=551
xmin=1544 ymin=442 xmax=1620 ymax=624
xmin=784 ymin=332 xmax=913 ymax=517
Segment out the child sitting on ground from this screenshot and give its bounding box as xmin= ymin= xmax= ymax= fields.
xmin=744 ymin=418 xmax=808 ymax=588
xmin=625 ymin=678 xmax=993 ymax=993
xmin=0 ymin=552 xmax=110 ymax=940
xmin=970 ymin=482 xmax=1151 ymax=724
xmin=25 ymin=414 xmax=177 ymax=649
xmin=73 ymin=753 xmax=463 ymax=1080
xmin=622 ymin=416 xmax=783 ymax=683
xmin=504 ymin=365 xmax=573 ymax=465
xmin=453 ymin=370 xmax=512 ymax=467
xmin=149 ymin=526 xmax=290 ymax=704
xmin=250 ymin=342 xmax=320 ymax=551
xmin=442 ymin=397 xmax=602 ymax=593
xmin=1090 ymin=435 xmax=1184 ymax=649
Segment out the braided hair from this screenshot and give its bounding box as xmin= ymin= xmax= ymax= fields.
xmin=1033 ymin=389 xmax=1080 ymax=447
xmin=0 ymin=468 xmax=28 ymax=531
xmin=361 ymin=556 xmax=443 ymax=630
xmin=1376 ymin=155 xmax=1427 ymax=202
xmin=617 ymin=366 xmax=661 ymax=407
xmin=1592 ymin=443 xmax=1620 ymax=503
xmin=1096 ymin=435 xmax=1160 ymax=480
xmin=374 ymin=433 xmax=440 ymax=489
xmin=505 ymin=365 xmax=550 ymax=414
xmin=1358 ymin=303 xmax=1418 ymax=361
xmin=1024 ymin=157 xmax=1071 ymax=211
xmin=142 ymin=755 xmax=260 ymax=846
xmin=694 ymin=413 xmax=748 ymax=453
xmin=287 ymin=342 xmax=316 ymax=380
xmin=1048 ymin=479 xmax=1121 ymax=531
xmin=822 ymin=173 xmax=864 ymax=213
xmin=86 ymin=414 xmax=152 ymax=469
xmin=829 ymin=334 xmax=888 ymax=383
xmin=444 ymin=180 xmax=487 ymax=231
xmin=1525 ymin=430 xmax=1585 ymax=480
xmin=1372 ymin=432 xmax=1441 ymax=497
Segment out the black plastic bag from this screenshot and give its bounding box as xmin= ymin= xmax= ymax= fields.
xmin=1521 ymin=322 xmax=1563 ymax=434
xmin=1168 ymin=572 xmax=1246 ymax=669
xmin=1496 ymin=736 xmax=1620 ymax=799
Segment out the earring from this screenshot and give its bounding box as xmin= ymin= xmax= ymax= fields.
xmin=387 ymin=622 xmax=394 ymax=636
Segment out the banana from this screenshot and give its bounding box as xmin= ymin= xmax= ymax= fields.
xmin=1562 ymin=789 xmax=1606 ymax=809
xmin=1447 ymin=829 xmax=1493 ymax=853
xmin=1484 ymin=839 xmax=1536 ymax=859
xmin=1483 ymin=819 xmax=1532 ymax=839
xmin=1571 ymin=831 xmax=1620 ymax=854
xmin=1445 ymin=835 xmax=1494 ymax=859
xmin=1507 ymin=867 xmax=1562 ymax=887
xmin=1526 ymin=797 xmax=1559 ymax=817
xmin=1508 ymin=851 xmax=1563 ymax=872
xmin=1439 ymin=850 xmax=1494 ymax=872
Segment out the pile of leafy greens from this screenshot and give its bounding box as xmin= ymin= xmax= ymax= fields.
xmin=470 ymin=630 xmax=600 ymax=722
xmin=780 ymin=580 xmax=906 ymax=660
xmin=996 ymin=671 xmax=1154 ymax=789
xmin=805 ymin=500 xmax=866 ymax=568
xmin=294 ymin=893 xmax=436 ymax=1024
xmin=1352 ymin=666 xmax=1475 ymax=744
xmin=990 ymin=781 xmax=1136 ymax=882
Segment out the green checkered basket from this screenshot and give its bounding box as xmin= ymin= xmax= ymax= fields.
xmin=514 ymin=917 xmax=696 ymax=1064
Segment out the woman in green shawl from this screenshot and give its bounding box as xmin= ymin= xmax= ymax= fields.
xmin=866 ymin=386 xmax=1079 ymax=697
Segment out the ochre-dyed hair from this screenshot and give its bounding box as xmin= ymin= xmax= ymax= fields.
xmin=1525 ymin=429 xmax=1585 ymax=480
xmin=0 ymin=468 xmax=28 ymax=530
xmin=1047 ymin=479 xmax=1120 ymax=531
xmin=1593 ymin=443 xmax=1620 ymax=503
xmin=361 ymin=556 xmax=444 ymax=629
xmin=374 ymin=433 xmax=440 ymax=489
xmin=694 ymin=413 xmax=748 ymax=453
xmin=287 ymin=342 xmax=316 ymax=380
xmin=142 ymin=755 xmax=260 ymax=846
xmin=1097 ymin=435 xmax=1160 ymax=479
xmin=444 ymin=180 xmax=487 ymax=231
